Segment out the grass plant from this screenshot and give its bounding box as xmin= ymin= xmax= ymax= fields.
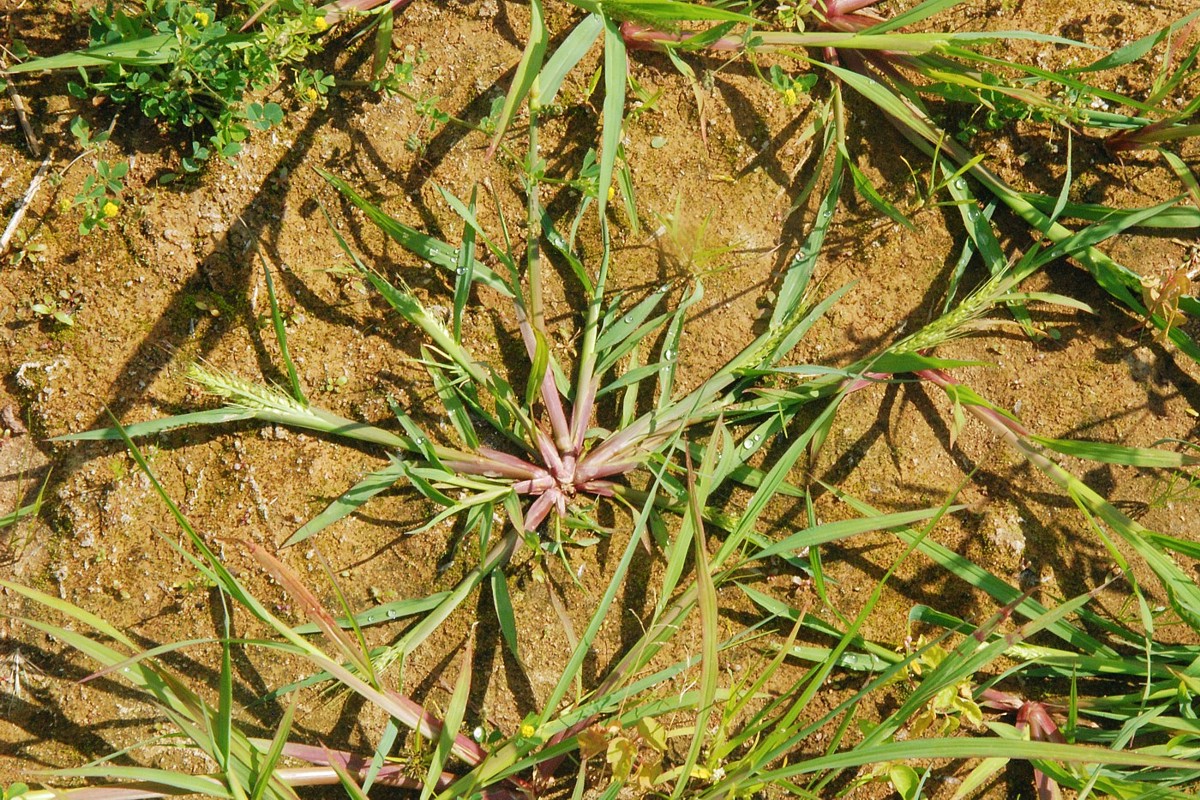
xmin=486 ymin=0 xmax=1200 ymax=353
xmin=37 ymin=114 xmax=1200 ymax=800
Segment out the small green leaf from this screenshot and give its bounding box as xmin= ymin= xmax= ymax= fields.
xmin=491 ymin=571 xmax=520 ymax=662
xmin=888 ymin=764 xmax=921 ymax=800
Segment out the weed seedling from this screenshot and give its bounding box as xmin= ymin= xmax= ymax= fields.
xmin=0 ymin=648 xmax=47 ymax=704
xmin=29 ymin=290 xmax=82 ymax=328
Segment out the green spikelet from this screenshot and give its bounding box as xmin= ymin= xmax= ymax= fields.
xmin=188 ymin=363 xmax=410 ymax=449
xmin=893 ymin=272 xmax=1017 ymax=355
xmin=187 ymin=364 xmax=309 ymax=416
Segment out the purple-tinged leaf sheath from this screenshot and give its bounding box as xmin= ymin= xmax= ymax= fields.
xmin=523 ymin=488 xmax=560 ymax=531
xmin=569 ymin=375 xmax=599 ymax=454
xmin=514 ymin=302 xmax=573 ymax=451
xmin=574 ymin=458 xmax=642 ymax=484
xmin=444 ymin=446 xmax=547 ymax=481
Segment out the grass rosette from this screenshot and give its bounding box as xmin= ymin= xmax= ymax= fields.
xmin=41 ymin=153 xmax=1200 ymax=797
xmin=14 ymin=2 xmax=1200 ymax=797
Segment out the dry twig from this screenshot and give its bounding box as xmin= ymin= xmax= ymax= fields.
xmin=0 ymin=154 xmax=50 ymax=258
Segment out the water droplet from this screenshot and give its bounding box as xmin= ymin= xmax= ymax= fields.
xmin=623 ymin=314 xmax=634 ymax=324
xmin=386 ymin=609 xmax=398 ymax=619
xmin=663 ymin=349 xmax=675 ymax=361
xmin=742 ymin=434 xmax=761 ymax=450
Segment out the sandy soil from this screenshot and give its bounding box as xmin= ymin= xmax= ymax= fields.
xmin=1 ymin=0 xmax=1198 ymax=796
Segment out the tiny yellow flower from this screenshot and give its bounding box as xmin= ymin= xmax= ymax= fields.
xmin=304 ymin=87 xmax=319 ymax=102
xmin=194 ymin=10 xmax=210 ymax=26
xmin=313 ymin=15 xmax=328 ymax=31
xmin=58 ymin=197 xmax=73 ymax=214
xmin=102 ymin=200 xmax=120 ymax=218
xmin=606 ymin=185 xmax=616 ymax=203
xmin=783 ymin=87 xmax=798 ymax=106
xmin=519 ymin=722 xmax=536 ymax=739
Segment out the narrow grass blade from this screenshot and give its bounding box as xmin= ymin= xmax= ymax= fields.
xmin=1030 ymin=436 xmax=1200 ymax=469
xmin=569 ymin=0 xmax=756 ymax=23
xmin=716 ymin=398 xmax=846 ymax=567
xmin=739 ymin=585 xmax=900 ymax=668
xmin=39 ymin=767 xmax=231 ymax=798
xmin=452 ymin=187 xmax=478 ymax=344
xmin=833 ymin=486 xmax=1115 ymax=656
xmin=756 ymin=738 xmax=1200 ymax=783
xmin=371 ymin=8 xmax=393 ymax=78
xmin=541 ymin=209 xmax=591 ymax=293
xmin=865 ymin=0 xmax=966 ymax=34
xmin=540 ymin=467 xmax=666 ymax=721
xmin=772 ymin=153 xmax=844 ymax=331
xmin=525 ymin=325 xmax=551 ymax=409
xmin=658 ymin=423 xmax=723 ymax=610
xmin=53 ymin=408 xmax=259 ymax=441
xmin=425 ymin=355 xmax=480 ymax=450
xmin=283 ymin=460 xmax=406 ymax=548
xmin=1160 ymin=148 xmax=1200 ymax=210
xmin=1019 ymin=194 xmax=1200 ymax=228
xmin=618 ymin=342 xmax=642 ymax=428
xmin=318 ymin=169 xmax=509 ymax=295
xmin=848 ymin=159 xmax=912 ymax=228
xmin=491 ymin=570 xmax=521 ymax=663
xmin=5 ymin=33 xmax=179 ymax=70
xmin=323 ymin=747 xmax=369 ymax=800
xmin=1069 ymin=9 xmax=1200 ymax=73
xmin=422 ymin=632 xmax=474 ymax=800
xmin=951 ymin=758 xmax=1008 ymax=799
xmin=598 ymin=14 xmax=626 ymax=219
xmin=362 ymin=719 xmax=400 ymax=795
xmin=0 ymin=498 xmax=41 ymax=529
xmin=295 ymin=591 xmax=451 ymax=633
xmin=240 ymin=539 xmax=375 ymax=680
xmin=262 ymin=260 xmax=305 ymax=405
xmin=670 ymin=453 xmax=719 ymax=799
xmin=250 ymin=700 xmax=297 ymax=800
xmin=748 ymin=505 xmax=964 ymax=565
xmin=594 ymin=287 xmax=669 ymax=355
xmin=216 ymin=594 xmax=234 ymax=773
xmin=0 ymin=580 xmax=138 ymax=650
xmin=616 ymin=153 xmax=639 ymax=232
xmin=539 ymin=14 xmax=604 ymax=106
xmin=655 ymin=283 xmax=702 ymax=410
xmin=926 ymin=373 xmax=1200 ymax=629
xmin=392 ymin=528 xmax=519 ymax=659
xmin=487 ymin=0 xmax=547 ymax=157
